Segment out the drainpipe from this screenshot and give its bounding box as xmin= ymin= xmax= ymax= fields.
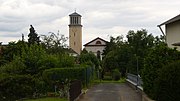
xmin=157 ymin=25 xmax=166 ymax=42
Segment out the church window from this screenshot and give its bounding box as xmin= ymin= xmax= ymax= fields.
xmin=97 ymin=50 xmax=101 ymax=60
xmin=74 ymin=42 xmax=76 ymax=46
xmin=96 ymin=41 xmax=101 ymax=45
xmin=74 ymin=33 xmax=75 ymax=36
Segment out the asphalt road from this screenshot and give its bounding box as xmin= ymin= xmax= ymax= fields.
xmin=78 ymin=83 xmax=141 ymax=101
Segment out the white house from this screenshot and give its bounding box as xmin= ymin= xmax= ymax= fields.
xmin=84 ymin=37 xmax=108 ymax=60
xmin=158 ymin=14 xmax=180 ymax=50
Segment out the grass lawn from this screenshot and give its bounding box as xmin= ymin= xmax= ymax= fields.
xmin=25 ymin=97 xmax=68 ymax=101
xmin=93 ymin=78 xmax=126 ymax=84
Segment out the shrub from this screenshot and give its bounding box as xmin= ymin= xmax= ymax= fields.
xmin=0 ymin=74 xmax=33 ymax=101
xmin=0 ymin=57 xmax=26 ymax=74
xmin=112 ymin=69 xmax=120 ymax=81
xmin=142 ymin=45 xmax=180 ymax=99
xmin=79 ymin=51 xmax=100 ymax=69
xmin=155 ymin=61 xmax=180 ymax=101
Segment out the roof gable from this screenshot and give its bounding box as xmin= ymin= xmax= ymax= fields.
xmin=159 ymin=14 xmax=180 ymax=26
xmin=84 ymin=37 xmax=108 ymax=46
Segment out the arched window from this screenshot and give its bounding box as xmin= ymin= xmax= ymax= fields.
xmin=97 ymin=50 xmax=101 ymax=60
xmin=96 ymin=41 xmax=101 ymax=45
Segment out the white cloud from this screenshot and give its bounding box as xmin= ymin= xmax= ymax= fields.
xmin=0 ymin=0 xmax=180 ymax=44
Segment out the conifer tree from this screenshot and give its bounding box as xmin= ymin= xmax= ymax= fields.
xmin=28 ymin=25 xmax=40 ymax=44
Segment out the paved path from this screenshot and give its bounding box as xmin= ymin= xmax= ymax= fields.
xmin=78 ymin=83 xmax=141 ymax=101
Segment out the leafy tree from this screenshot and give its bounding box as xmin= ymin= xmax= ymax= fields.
xmin=102 ymin=42 xmax=132 ymax=77
xmin=41 ymin=32 xmax=68 ymax=54
xmin=126 ymin=29 xmax=155 ymax=74
xmin=102 ymin=36 xmax=120 ymax=56
xmin=21 ymin=44 xmax=46 ymax=75
xmin=0 ymin=41 xmax=27 ymax=64
xmin=79 ymin=51 xmax=100 ymax=69
xmin=28 ymin=25 xmax=40 ymax=45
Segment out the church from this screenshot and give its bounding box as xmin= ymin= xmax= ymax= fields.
xmin=68 ymin=11 xmax=108 ymax=60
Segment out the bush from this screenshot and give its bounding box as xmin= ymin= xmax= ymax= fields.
xmin=0 ymin=57 xmax=26 ymax=74
xmin=142 ymin=45 xmax=180 ymax=99
xmin=112 ymin=69 xmax=120 ymax=81
xmin=155 ymin=61 xmax=180 ymax=101
xmin=0 ymin=74 xmax=34 ymax=101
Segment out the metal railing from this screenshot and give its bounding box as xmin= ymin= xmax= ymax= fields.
xmin=127 ymin=73 xmax=143 ymax=87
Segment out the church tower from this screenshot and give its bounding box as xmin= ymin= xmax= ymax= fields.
xmin=69 ymin=12 xmax=82 ymax=54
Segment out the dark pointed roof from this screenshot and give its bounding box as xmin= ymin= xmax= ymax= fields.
xmin=158 ymin=14 xmax=180 ymax=26
xmin=69 ymin=12 xmax=81 ymax=17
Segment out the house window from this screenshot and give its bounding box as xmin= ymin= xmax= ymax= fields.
xmin=96 ymin=41 xmax=101 ymax=45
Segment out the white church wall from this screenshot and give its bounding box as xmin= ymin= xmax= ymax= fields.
xmin=85 ymin=46 xmax=106 ymax=60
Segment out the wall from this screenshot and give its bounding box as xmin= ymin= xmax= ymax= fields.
xmin=166 ymin=20 xmax=180 ymax=50
xmin=85 ymin=46 xmax=106 ymax=60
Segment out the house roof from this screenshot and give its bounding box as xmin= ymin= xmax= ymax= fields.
xmin=172 ymin=42 xmax=180 ymax=46
xmin=65 ymin=48 xmax=78 ymax=54
xmin=158 ymin=14 xmax=180 ymax=26
xmin=84 ymin=37 xmax=108 ymax=46
xmin=69 ymin=12 xmax=81 ymax=17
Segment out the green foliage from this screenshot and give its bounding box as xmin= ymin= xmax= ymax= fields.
xmin=21 ymin=44 xmax=47 ymax=75
xmin=79 ymin=51 xmax=99 ymax=69
xmin=0 ymin=74 xmax=33 ymax=101
xmin=0 ymin=57 xmax=26 ymax=74
xmin=0 ymin=41 xmax=26 ymax=63
xmin=41 ymin=32 xmax=68 ymax=54
xmin=102 ymin=29 xmax=157 ymax=77
xmin=126 ymin=29 xmax=156 ymax=74
xmin=102 ymin=43 xmax=132 ymax=77
xmin=56 ymin=54 xmax=75 ymax=68
xmin=28 ymin=25 xmax=40 ymax=45
xmin=42 ymin=65 xmax=95 ymax=88
xmin=102 ymin=50 xmax=118 ymax=72
xmin=112 ymin=69 xmax=120 ymax=81
xmin=142 ymin=44 xmax=180 ymax=99
xmin=155 ymin=61 xmax=180 ymax=101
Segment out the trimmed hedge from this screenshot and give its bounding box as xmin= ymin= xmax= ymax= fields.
xmin=42 ymin=66 xmax=94 ymax=88
xmin=155 ymin=61 xmax=180 ymax=101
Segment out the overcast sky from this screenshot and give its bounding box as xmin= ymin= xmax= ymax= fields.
xmin=0 ymin=0 xmax=180 ymax=45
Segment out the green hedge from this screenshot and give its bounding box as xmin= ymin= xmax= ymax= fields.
xmin=142 ymin=45 xmax=180 ymax=99
xmin=42 ymin=66 xmax=94 ymax=88
xmin=0 ymin=74 xmax=33 ymax=101
xmin=155 ymin=61 xmax=180 ymax=101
